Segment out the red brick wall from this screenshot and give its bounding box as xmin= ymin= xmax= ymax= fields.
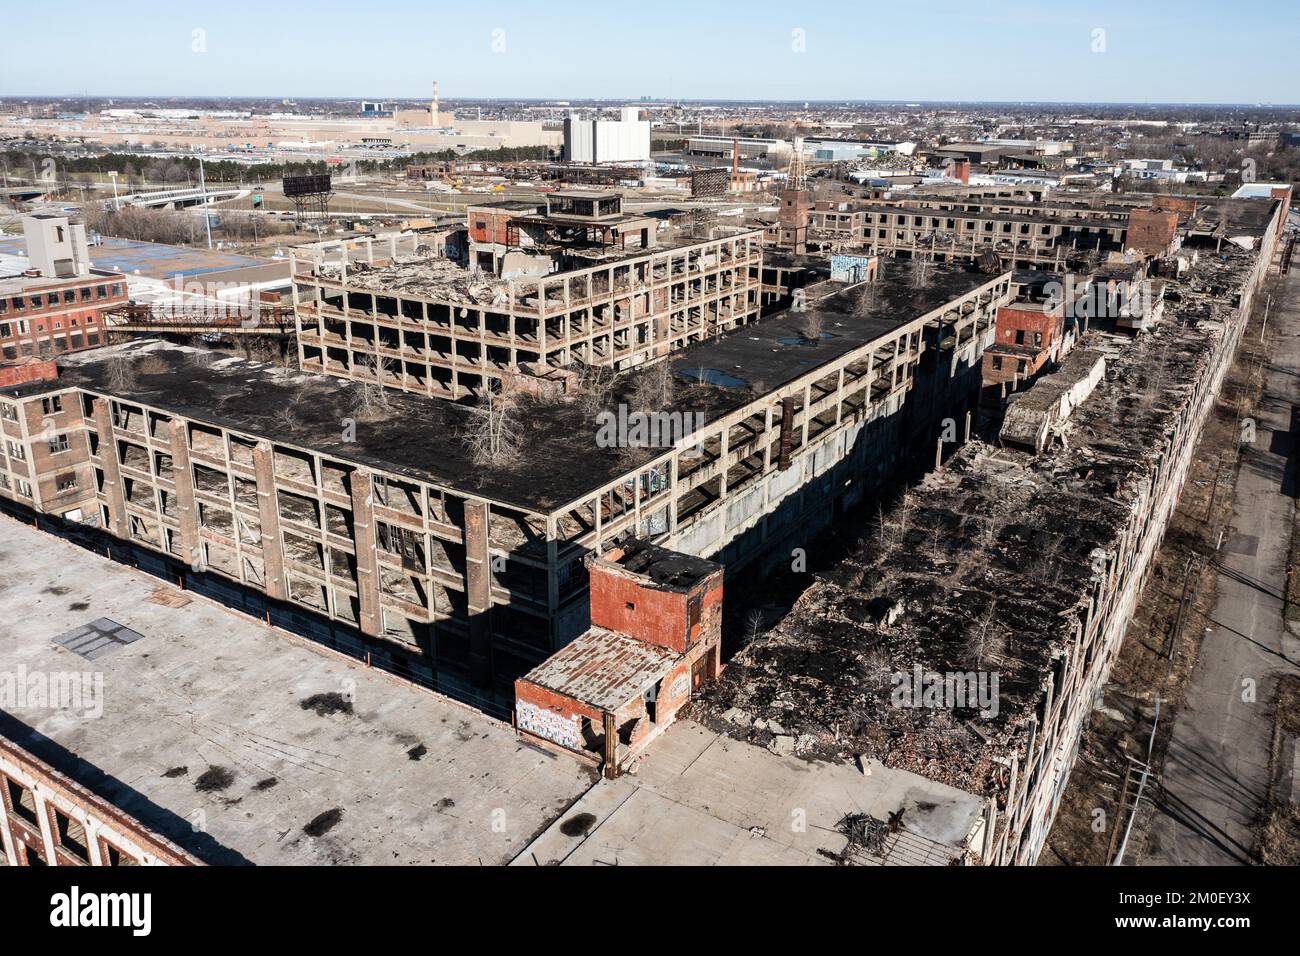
xmin=0 ymin=360 xmax=57 ymax=388
xmin=467 ymin=210 xmax=513 ymax=245
xmin=996 ymin=304 xmax=1059 ymax=351
xmin=983 ymin=304 xmax=1060 ymax=385
xmin=589 ymin=566 xmax=688 ymax=651
xmin=1126 ymin=208 xmax=1179 ymax=258
xmin=588 ymin=563 xmax=723 ymax=654
xmin=1151 ymin=195 xmax=1197 ymax=221
xmin=513 ymin=679 xmax=603 ymax=756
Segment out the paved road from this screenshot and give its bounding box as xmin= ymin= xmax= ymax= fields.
xmin=1143 ymin=268 xmax=1300 ymax=864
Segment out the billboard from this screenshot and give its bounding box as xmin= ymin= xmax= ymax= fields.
xmin=282 ymin=174 xmax=332 ymax=198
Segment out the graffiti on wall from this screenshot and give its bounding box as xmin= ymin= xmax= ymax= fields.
xmin=517 ymin=701 xmax=582 ymax=751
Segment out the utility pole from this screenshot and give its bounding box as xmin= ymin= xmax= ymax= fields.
xmin=1112 ymin=695 xmax=1160 ymax=866
xmin=199 ymin=156 xmax=213 ymax=249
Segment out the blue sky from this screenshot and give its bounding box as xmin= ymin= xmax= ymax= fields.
xmin=3 ymin=0 xmax=1297 ymax=104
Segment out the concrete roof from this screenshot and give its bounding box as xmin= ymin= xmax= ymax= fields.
xmin=514 ymin=721 xmax=984 ymax=865
xmin=0 ymin=514 xmax=594 ymax=864
xmin=666 ymin=267 xmax=995 ymax=398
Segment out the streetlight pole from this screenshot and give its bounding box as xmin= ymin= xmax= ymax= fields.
xmin=108 ymin=171 xmax=120 ymax=210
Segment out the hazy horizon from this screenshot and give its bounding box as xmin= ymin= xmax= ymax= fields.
xmin=3 ymin=0 xmax=1297 ymax=105
xmin=4 ymin=95 xmax=1300 ymax=110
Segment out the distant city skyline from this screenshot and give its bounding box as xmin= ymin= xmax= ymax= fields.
xmin=3 ymin=0 xmax=1298 ymax=106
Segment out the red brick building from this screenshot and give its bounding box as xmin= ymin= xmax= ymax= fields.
xmin=0 ymin=272 xmax=126 ymax=360
xmin=514 ymin=540 xmax=723 ymax=776
xmin=982 ymin=300 xmax=1066 ymax=387
xmin=0 ymin=215 xmax=127 ymax=360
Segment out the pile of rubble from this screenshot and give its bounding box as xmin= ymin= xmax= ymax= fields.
xmin=320 ymin=257 xmax=512 ymax=307
xmin=694 ymin=245 xmax=1258 ymax=798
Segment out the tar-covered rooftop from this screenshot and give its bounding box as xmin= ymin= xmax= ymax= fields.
xmin=31 ymin=265 xmax=993 ymax=513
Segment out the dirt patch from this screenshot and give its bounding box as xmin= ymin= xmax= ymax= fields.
xmin=559 ymin=812 xmax=597 ymax=837
xmin=406 ymin=743 xmax=427 ymax=761
xmin=300 ymin=692 xmax=353 ymax=717
xmin=253 ymin=777 xmax=278 ymax=792
xmin=194 ymin=765 xmax=235 ymax=792
xmin=161 ymin=766 xmax=188 ymax=779
xmin=303 ymin=807 xmax=343 ymax=837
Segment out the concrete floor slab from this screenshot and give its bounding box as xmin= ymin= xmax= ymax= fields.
xmin=513 ymin=720 xmax=983 ymax=865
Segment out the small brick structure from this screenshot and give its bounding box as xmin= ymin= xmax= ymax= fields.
xmin=514 ymin=539 xmax=723 ymax=776
xmin=981 ymin=302 xmax=1065 ymax=386
xmin=1125 ymin=207 xmax=1181 ymax=259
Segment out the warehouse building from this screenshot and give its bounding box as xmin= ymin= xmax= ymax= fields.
xmin=695 ymin=192 xmax=1288 ymax=865
xmin=563 ymin=107 xmax=651 ymax=165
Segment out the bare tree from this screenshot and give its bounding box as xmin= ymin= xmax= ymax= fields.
xmin=874 ymin=503 xmax=899 ymax=556
xmin=909 ymin=256 xmax=932 ymax=291
xmin=800 ymin=310 xmax=824 ymax=343
xmin=863 ymin=648 xmax=892 ymax=692
xmin=575 ymin=362 xmax=617 ymax=417
xmin=106 ymin=354 xmax=136 ymax=392
xmin=964 ymin=600 xmax=1006 ymax=669
xmin=631 ymin=360 xmax=676 ymax=412
xmin=352 ymin=380 xmax=390 ymax=421
xmin=462 ymin=389 xmax=521 ymax=466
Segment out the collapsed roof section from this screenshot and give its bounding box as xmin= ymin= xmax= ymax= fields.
xmin=695 ymin=242 xmax=1262 ymax=798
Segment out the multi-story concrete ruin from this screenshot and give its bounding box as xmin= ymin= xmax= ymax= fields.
xmin=291 ymin=194 xmax=765 ymax=400
xmin=1 ymin=248 xmax=1009 ymax=710
xmin=9 ymin=178 xmax=1281 ymax=856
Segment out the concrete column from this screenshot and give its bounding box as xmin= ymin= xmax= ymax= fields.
xmin=348 ymin=468 xmax=382 ymax=638
xmin=777 ymin=397 xmax=797 ymax=471
xmin=252 ymin=441 xmax=287 ymax=602
xmin=91 ymin=398 xmax=127 ymax=539
xmin=464 ymin=499 xmax=492 ymax=685
xmin=167 ymin=420 xmax=199 ymax=565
